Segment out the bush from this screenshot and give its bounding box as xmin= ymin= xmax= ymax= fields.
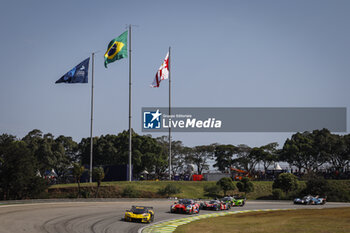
xmin=216 ymin=177 xmax=235 ymax=196
xmin=300 ymin=176 xmax=350 ymax=202
xmin=122 ymin=185 xmax=139 ymax=198
xmin=272 ymin=188 xmax=284 ymax=200
xmin=236 ymin=177 xmax=254 ymax=195
xmin=80 ymin=189 xmax=91 ymax=198
xmin=273 ymin=173 xmax=299 ymax=194
xmin=303 ymin=176 xmax=331 ymax=196
xmin=158 ymin=184 xmax=181 ymax=197
xmin=204 ymin=184 xmax=222 ymax=198
xmin=27 ymin=176 xmax=49 ymax=199
xmin=325 ymin=183 xmax=350 ymax=202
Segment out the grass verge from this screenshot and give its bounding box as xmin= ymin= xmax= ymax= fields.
xmin=48 ymin=181 xmax=272 ymax=199
xmin=174 ymin=207 xmax=350 ymax=233
xmin=48 ymin=180 xmax=350 ymax=200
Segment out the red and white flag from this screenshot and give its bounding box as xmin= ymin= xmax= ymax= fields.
xmin=151 ymin=52 xmax=169 ymax=87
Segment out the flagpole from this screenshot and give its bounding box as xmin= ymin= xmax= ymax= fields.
xmin=128 ymin=25 xmax=132 ymax=182
xmin=89 ymin=52 xmax=95 ymax=183
xmin=168 ymin=46 xmax=172 ymax=180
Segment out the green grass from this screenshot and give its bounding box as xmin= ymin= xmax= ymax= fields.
xmin=244 ymin=181 xmax=273 ymax=199
xmin=175 ymin=208 xmax=350 ymax=233
xmin=48 ymin=181 xmax=272 ymax=199
xmin=48 ymin=180 xmax=350 ymax=200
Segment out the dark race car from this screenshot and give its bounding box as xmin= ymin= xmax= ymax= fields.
xmin=221 ymin=197 xmax=234 ymax=208
xmin=294 ymin=195 xmax=326 ymax=205
xmin=202 ymin=200 xmax=229 ymax=211
xmin=170 ymin=199 xmax=200 ymax=214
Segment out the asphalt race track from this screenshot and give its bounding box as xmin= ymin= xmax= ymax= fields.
xmin=0 ymin=199 xmax=349 ymax=233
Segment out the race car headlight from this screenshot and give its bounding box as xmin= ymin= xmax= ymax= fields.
xmin=142 ymin=213 xmax=149 ymax=216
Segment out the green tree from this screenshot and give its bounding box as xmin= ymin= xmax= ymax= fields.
xmin=0 ymin=134 xmax=16 ymax=146
xmin=236 ymin=177 xmax=254 ymax=196
xmin=272 ymin=173 xmax=299 ymax=194
xmin=0 ymin=140 xmax=48 ymax=200
xmin=282 ymin=132 xmax=311 ymax=173
xmin=72 ymin=163 xmax=85 ymax=198
xmin=216 ymin=177 xmax=235 ymax=196
xmin=22 ymin=130 xmax=77 ymax=181
xmin=213 ymin=144 xmax=237 ymax=172
xmin=0 ymin=134 xmax=16 ymax=164
xmin=92 ymin=167 xmax=105 ymax=198
xmin=0 ymin=134 xmax=17 ymax=199
xmin=79 ymin=135 xmax=116 ymax=166
xmin=134 ymin=133 xmax=167 ymax=177
xmin=171 ymin=143 xmax=192 ymax=177
xmin=281 ymin=130 xmax=329 ymax=173
xmin=22 ymin=130 xmax=47 ymax=173
xmin=188 ymin=145 xmax=215 ymax=174
xmin=322 ymin=133 xmax=350 ymax=173
xmin=52 ymin=135 xmax=78 ymax=182
xmin=232 ymin=144 xmax=257 ymax=174
xmin=156 ymin=136 xmax=189 ymax=177
xmin=260 ymin=143 xmax=279 ymax=171
xmin=22 ymin=129 xmax=43 ymax=151
xmin=79 ymin=131 xmax=167 ymax=179
xmin=55 ymin=135 xmax=78 ymax=160
xmin=310 ymin=129 xmax=333 ymax=172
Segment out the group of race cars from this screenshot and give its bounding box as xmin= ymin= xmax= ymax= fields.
xmin=169 ymin=196 xmax=246 ymax=214
xmin=124 ymin=194 xmax=327 ymax=224
xmin=124 ymin=196 xmax=246 ymax=223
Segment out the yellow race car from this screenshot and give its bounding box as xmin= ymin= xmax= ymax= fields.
xmin=124 ymin=206 xmax=154 ymax=223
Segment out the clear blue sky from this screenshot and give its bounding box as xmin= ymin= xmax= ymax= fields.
xmin=0 ymin=0 xmax=349 ymax=148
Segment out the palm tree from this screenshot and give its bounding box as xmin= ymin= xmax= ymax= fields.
xmin=72 ymin=163 xmax=85 ymax=198
xmin=92 ymin=167 xmax=105 ymax=198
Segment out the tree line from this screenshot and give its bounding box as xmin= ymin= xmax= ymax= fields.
xmin=1 ymin=128 xmax=350 ymax=199
xmin=215 ymin=129 xmax=350 ymax=178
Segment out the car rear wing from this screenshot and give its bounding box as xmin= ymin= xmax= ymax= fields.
xmin=132 ymin=206 xmax=153 ymax=210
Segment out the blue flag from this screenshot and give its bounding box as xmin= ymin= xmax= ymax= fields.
xmin=56 ymin=58 xmax=90 ymax=83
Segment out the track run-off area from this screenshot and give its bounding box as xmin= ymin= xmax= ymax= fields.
xmin=0 ymin=199 xmax=349 ymax=233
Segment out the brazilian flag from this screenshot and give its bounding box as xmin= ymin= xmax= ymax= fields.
xmin=104 ymin=31 xmax=128 ymax=68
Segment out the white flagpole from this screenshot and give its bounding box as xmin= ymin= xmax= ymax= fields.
xmin=168 ymin=46 xmax=172 ymax=180
xmin=128 ymin=25 xmax=132 ymax=182
xmin=89 ymin=52 xmax=95 ymax=183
